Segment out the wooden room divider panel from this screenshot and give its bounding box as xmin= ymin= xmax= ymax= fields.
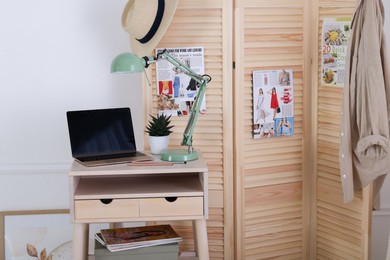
xmin=143 ymin=0 xmax=374 ymax=259
xmin=312 ymin=0 xmax=372 ymax=259
xmin=146 ymin=0 xmax=234 ymax=259
xmin=234 ymin=0 xmax=311 ymax=259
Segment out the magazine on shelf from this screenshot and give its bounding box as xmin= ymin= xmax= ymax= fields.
xmin=95 ymin=225 xmax=182 ymax=252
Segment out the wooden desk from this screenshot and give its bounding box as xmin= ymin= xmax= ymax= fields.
xmin=68 ymin=154 xmax=209 ymax=260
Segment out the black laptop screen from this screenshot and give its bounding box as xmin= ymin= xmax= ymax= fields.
xmin=66 ymin=107 xmax=137 ymax=157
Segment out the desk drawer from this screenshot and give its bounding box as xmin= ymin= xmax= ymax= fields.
xmin=75 ymin=199 xmax=139 ymax=219
xmin=140 ymin=197 xmax=203 ymax=217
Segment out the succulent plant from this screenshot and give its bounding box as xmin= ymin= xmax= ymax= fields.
xmin=145 ymin=114 xmax=174 ymax=136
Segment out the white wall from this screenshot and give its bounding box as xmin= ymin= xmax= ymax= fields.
xmin=0 ymin=0 xmax=144 ymax=210
xmin=380 ymin=0 xmax=390 ymax=210
xmin=372 ymin=2 xmax=390 ymax=259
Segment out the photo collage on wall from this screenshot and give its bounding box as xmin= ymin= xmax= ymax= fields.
xmin=252 ymin=69 xmax=294 ymax=139
xmin=155 ymin=47 xmax=206 ymax=117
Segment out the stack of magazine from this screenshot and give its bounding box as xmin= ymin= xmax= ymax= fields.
xmin=95 ymin=224 xmax=182 ymax=252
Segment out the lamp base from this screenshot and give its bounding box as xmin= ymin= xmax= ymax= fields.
xmin=160 ymin=149 xmax=198 ymax=162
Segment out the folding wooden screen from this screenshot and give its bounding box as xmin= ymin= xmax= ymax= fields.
xmin=311 ymin=0 xmax=372 ymax=259
xmin=145 ymin=0 xmax=373 ymax=259
xmin=149 ymin=0 xmax=234 ymax=259
xmin=233 ymin=0 xmax=311 ymax=259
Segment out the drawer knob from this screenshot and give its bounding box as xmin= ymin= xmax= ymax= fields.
xmin=165 ymin=197 xmax=177 ymax=202
xmin=100 ymin=199 xmax=113 ymax=204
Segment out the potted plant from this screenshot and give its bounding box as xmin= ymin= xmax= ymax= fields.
xmin=145 ymin=114 xmax=174 ymax=154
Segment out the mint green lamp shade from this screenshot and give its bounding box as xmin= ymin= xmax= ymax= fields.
xmin=111 ymin=53 xmax=145 ymax=73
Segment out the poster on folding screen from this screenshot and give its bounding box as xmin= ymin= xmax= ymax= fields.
xmin=252 ymin=69 xmax=294 ymax=139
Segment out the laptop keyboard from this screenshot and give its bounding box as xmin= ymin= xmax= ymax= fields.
xmin=78 ymin=151 xmax=143 ymax=162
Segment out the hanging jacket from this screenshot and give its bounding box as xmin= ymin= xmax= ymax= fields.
xmin=339 ymin=0 xmax=390 ymax=204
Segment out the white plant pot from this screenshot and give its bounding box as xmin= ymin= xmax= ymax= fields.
xmin=148 ymin=135 xmax=170 ymax=155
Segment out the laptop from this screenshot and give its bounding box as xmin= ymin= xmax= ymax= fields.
xmin=66 ymin=107 xmax=152 ymax=167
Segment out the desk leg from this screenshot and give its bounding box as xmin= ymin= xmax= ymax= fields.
xmin=72 ymin=223 xmax=89 ymax=260
xmin=193 ymin=219 xmax=209 ymax=260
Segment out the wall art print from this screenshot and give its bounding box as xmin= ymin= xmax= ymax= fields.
xmin=155 ymin=47 xmax=206 ymax=117
xmin=0 ymin=210 xmax=71 ymax=260
xmin=0 ymin=209 xmax=107 ymax=260
xmin=321 ymin=17 xmax=351 ymax=87
xmin=252 ymin=69 xmax=294 ymax=139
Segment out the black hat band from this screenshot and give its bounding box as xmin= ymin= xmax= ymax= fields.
xmin=136 ymin=0 xmax=165 ymax=44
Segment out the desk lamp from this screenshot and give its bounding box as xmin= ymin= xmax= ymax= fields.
xmin=111 ymin=49 xmax=211 ymax=162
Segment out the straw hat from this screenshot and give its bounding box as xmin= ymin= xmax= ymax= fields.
xmin=121 ymin=0 xmax=179 ymax=57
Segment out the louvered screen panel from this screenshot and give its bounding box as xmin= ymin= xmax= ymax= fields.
xmin=235 ymin=0 xmax=308 ymax=259
xmin=314 ymin=1 xmax=371 ymax=259
xmin=148 ymin=0 xmax=233 ymax=259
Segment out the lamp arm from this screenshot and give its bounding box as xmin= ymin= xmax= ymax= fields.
xmin=147 ymin=49 xmax=211 ymax=151
xmin=182 ymin=78 xmax=208 ymax=149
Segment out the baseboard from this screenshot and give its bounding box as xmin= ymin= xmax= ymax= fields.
xmin=373 ymin=207 xmax=390 ymax=216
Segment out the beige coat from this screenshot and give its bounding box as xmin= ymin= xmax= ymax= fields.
xmin=340 ymin=0 xmax=390 ymax=205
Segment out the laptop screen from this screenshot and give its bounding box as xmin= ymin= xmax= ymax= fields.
xmin=66 ymin=107 xmax=137 ymax=157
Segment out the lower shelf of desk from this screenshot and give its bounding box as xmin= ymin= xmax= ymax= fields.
xmin=74 ymin=219 xmax=209 ymax=260
xmin=74 ymin=173 xmax=203 ymax=199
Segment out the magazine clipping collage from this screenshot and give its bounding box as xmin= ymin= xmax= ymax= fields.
xmin=155 ymin=47 xmax=206 ymax=117
xmin=252 ymin=69 xmax=294 ymax=139
xmin=321 ymin=18 xmax=351 ymax=87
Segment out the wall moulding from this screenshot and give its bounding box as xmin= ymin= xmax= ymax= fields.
xmin=0 ymin=163 xmax=70 ymax=175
